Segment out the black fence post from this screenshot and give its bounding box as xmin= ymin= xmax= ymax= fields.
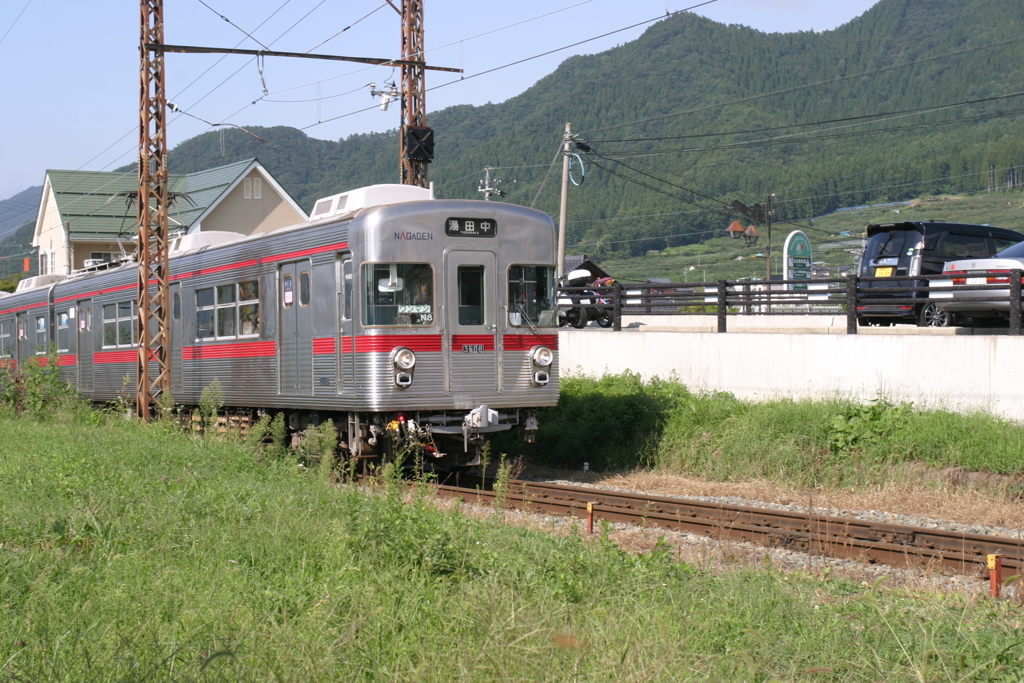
xmin=612 ymin=282 xmax=622 ymax=331
xmin=846 ymin=273 xmax=858 ymax=335
xmin=1010 ymin=270 xmax=1022 ymax=336
xmin=717 ymin=279 xmax=728 ymax=333
xmin=742 ymin=283 xmax=751 ymax=315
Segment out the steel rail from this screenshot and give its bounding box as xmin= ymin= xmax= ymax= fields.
xmin=431 ymin=479 xmax=1024 ymax=577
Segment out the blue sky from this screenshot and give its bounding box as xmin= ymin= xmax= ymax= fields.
xmin=0 ymin=0 xmax=879 ymax=200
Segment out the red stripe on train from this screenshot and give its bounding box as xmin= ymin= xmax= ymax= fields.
xmin=356 ymin=334 xmax=443 ymax=353
xmin=262 ymin=241 xmax=349 ymax=264
xmin=502 ymin=334 xmax=559 ymax=351
xmin=34 ymin=354 xmax=78 ymax=367
xmin=183 ymin=341 xmax=277 ymax=360
xmin=313 ymin=337 xmax=336 ymax=354
xmin=171 ymin=259 xmax=259 ymax=282
xmin=95 ymin=349 xmax=138 ymax=364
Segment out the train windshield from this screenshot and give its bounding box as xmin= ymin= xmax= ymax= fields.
xmin=508 ymin=265 xmax=557 ymax=327
xmin=362 ymin=263 xmax=435 ymax=326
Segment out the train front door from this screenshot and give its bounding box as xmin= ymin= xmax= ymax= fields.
xmin=444 ymin=250 xmax=499 ymax=394
xmin=279 ymin=260 xmax=313 ymax=395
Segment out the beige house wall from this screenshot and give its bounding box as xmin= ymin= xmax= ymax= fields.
xmin=199 ymin=170 xmax=304 ymax=236
xmin=34 ymin=186 xmax=69 ymax=274
xmin=69 ymin=241 xmax=132 ymax=271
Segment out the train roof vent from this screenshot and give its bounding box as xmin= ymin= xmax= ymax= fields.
xmin=15 ymin=274 xmax=66 ymax=293
xmin=308 ymin=183 xmax=434 ymax=222
xmin=170 ymin=231 xmax=244 ymax=255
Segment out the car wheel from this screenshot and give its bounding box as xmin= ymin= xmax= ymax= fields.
xmin=917 ymin=303 xmax=951 ymax=328
xmin=571 ymin=307 xmax=589 ymax=329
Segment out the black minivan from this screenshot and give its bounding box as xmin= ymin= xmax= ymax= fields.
xmin=858 ymin=221 xmax=1024 ymax=326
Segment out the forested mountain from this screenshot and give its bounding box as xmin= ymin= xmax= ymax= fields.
xmin=164 ymin=0 xmax=1024 ymax=257
xmin=0 ymin=186 xmax=42 ymax=278
xmin=9 ymin=0 xmax=1024 ymax=277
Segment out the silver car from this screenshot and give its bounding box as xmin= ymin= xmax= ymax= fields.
xmin=935 ymin=240 xmax=1024 ymax=324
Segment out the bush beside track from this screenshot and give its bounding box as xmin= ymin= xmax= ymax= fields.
xmin=501 ymin=373 xmax=1024 ymax=486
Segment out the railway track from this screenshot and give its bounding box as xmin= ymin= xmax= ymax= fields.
xmin=430 ymin=478 xmax=1024 ymax=579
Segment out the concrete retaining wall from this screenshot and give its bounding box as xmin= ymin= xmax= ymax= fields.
xmin=559 ymin=328 xmax=1024 ymax=421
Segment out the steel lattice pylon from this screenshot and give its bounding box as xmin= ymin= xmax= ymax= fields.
xmin=137 ymin=0 xmax=171 ymax=420
xmin=400 ymin=0 xmax=430 ymax=188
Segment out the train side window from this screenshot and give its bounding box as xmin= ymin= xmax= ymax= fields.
xmin=173 ymin=292 xmax=181 ymax=321
xmin=282 ymin=274 xmax=294 ymax=309
xmin=457 ymin=265 xmax=484 ymax=326
xmin=362 ymin=263 xmax=434 ymax=326
xmin=100 ymin=301 xmax=137 ymax=348
xmin=57 ymin=311 xmax=69 ymax=352
xmin=196 ymin=288 xmax=215 ymax=339
xmin=0 ymin=321 xmax=12 ymax=358
xmin=299 ymin=271 xmax=311 ymax=307
xmin=238 ymin=280 xmax=260 ymax=336
xmin=340 ymin=258 xmax=353 ymax=320
xmin=35 ymin=315 xmax=47 ymax=354
xmin=217 ymin=284 xmax=237 ymax=337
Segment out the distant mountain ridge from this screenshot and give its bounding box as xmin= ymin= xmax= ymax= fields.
xmin=5 ymin=0 xmax=1024 ymax=279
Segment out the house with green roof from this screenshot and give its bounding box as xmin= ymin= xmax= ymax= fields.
xmin=32 ymin=159 xmax=307 ymax=275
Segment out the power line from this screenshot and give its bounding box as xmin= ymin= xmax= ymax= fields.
xmin=196 ymin=0 xmax=271 ymax=51
xmin=0 ymin=0 xmax=32 ymax=48
xmin=579 ymin=34 xmax=1024 ymax=137
xmin=584 ymin=90 xmax=1024 ymax=147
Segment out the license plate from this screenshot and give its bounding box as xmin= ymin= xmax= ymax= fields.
xmin=966 ymin=277 xmax=986 ymax=285
xmin=874 ymin=267 xmax=893 ymax=277
xmin=462 ymin=344 xmax=485 ymax=353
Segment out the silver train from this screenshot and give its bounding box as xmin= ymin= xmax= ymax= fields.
xmin=0 ymin=185 xmax=561 ymax=466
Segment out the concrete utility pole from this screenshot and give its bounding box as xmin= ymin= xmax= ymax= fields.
xmin=138 ymin=0 xmax=172 ymax=421
xmin=557 ymin=123 xmax=572 ymax=280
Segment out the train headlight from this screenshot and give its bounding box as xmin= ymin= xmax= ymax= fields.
xmin=530 ymin=345 xmax=553 ymax=367
xmin=392 ymin=347 xmax=417 ymax=370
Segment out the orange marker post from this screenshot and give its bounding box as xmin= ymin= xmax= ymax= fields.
xmin=587 ymin=501 xmax=594 ymax=535
xmin=988 ymin=554 xmax=1003 ymax=598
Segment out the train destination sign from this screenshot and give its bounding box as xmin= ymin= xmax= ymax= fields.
xmin=445 ymin=217 xmax=497 ymax=237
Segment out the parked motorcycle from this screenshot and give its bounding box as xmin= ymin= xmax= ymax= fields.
xmin=558 ymin=270 xmax=614 ymax=328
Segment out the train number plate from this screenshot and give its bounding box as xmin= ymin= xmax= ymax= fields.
xmin=874 ymin=267 xmax=893 ymax=277
xmin=462 ymin=344 xmax=486 ymax=353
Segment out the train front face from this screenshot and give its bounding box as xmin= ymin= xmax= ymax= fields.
xmin=350 ymin=199 xmax=560 ymax=455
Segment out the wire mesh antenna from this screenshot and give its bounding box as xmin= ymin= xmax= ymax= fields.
xmin=138 ymin=0 xmax=172 ymax=420
xmin=400 ymin=0 xmax=433 ymax=188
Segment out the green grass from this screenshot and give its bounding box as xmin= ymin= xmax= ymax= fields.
xmin=595 ymin=189 xmax=1024 ymax=284
xmin=3 ymin=406 xmax=1024 ymax=680
xmin=509 ymin=373 xmax=1024 ymax=485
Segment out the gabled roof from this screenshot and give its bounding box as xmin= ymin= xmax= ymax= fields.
xmin=36 ymin=158 xmax=282 ymax=241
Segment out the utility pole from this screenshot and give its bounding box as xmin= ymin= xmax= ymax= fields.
xmin=765 ymin=189 xmax=773 ymax=282
xmin=137 ymin=0 xmax=171 ymax=421
xmin=399 ymin=0 xmax=432 ymax=188
xmin=478 ymin=167 xmax=506 ymax=200
xmin=557 ymin=123 xmax=572 ymax=279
